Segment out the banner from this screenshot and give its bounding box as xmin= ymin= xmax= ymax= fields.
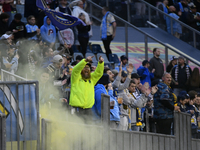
xmin=0 ymin=84 xmax=37 ymax=141
xmin=36 ymin=0 xmax=85 ymax=30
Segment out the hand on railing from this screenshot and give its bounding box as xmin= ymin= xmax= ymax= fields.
xmin=174 ymin=106 xmax=180 ymax=112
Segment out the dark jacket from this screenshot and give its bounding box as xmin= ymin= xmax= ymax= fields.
xmin=137 ymin=65 xmax=154 ymax=86
xmin=9 ymin=20 xmax=26 ymax=41
xmin=77 ymin=24 xmax=91 ymax=38
xmin=171 ymin=64 xmax=192 ymax=89
xmin=153 ymin=82 xmax=175 ymax=119
xmin=149 ymin=56 xmax=164 ymax=80
xmin=0 ymin=20 xmax=9 ymax=36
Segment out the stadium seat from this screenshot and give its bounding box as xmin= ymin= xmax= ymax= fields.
xmin=73 ymin=52 xmax=84 ymax=61
xmin=85 ymin=52 xmax=98 ymax=64
xmin=86 ymin=45 xmax=92 ymax=53
xmin=71 ymin=45 xmax=79 ymax=52
xmin=109 ymin=54 xmax=119 ymax=64
xmin=92 ymin=44 xmax=103 ymax=54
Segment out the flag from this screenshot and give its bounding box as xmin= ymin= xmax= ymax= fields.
xmin=36 ymin=0 xmax=85 ymax=30
xmin=0 ymin=84 xmax=38 ymax=141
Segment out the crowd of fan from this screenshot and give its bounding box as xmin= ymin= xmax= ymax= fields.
xmin=0 ymin=0 xmax=200 ymax=137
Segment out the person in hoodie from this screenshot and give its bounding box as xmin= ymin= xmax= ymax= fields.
xmin=137 ymin=60 xmax=155 ymax=87
xmin=0 ymin=13 xmax=10 ymax=37
xmin=93 ymin=74 xmax=120 ymax=128
xmin=40 ymin=16 xmax=56 ymax=48
xmin=9 ymin=13 xmax=27 ymax=42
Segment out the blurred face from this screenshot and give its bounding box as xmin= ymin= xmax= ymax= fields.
xmin=81 ymin=65 xmax=91 ymax=79
xmin=60 ymin=0 xmax=67 ymax=5
xmin=40 ymin=73 xmax=49 ymax=83
xmin=180 ymin=99 xmax=187 ymax=105
xmin=14 ymin=19 xmax=20 ymax=23
xmin=178 ymin=58 xmax=185 ymax=66
xmin=133 ymin=78 xmax=140 ymax=86
xmin=78 ymin=1 xmax=84 ymax=9
xmin=122 ymin=59 xmax=128 ymax=65
xmin=79 ymin=14 xmax=85 ymax=21
xmin=172 ymin=59 xmax=177 ymax=65
xmin=121 ymin=76 xmax=127 ymax=83
xmin=7 ymin=36 xmax=12 ymax=44
xmin=189 ymin=99 xmax=194 ymax=105
xmin=3 ymin=18 xmax=9 ymax=23
xmin=162 ymin=73 xmax=172 ymax=85
xmin=128 ymin=83 xmax=136 ymax=93
xmin=106 ymin=70 xmax=114 ymax=82
xmin=46 ymin=18 xmax=51 ymax=25
xmin=48 ymin=48 xmax=54 ymax=57
xmin=54 ymin=62 xmax=63 ymax=69
xmin=154 ymin=49 xmax=160 ymax=57
xmin=8 ymin=48 xmax=15 ymax=56
xmin=163 ymin=0 xmax=168 ymax=5
xmin=29 ymin=17 xmax=36 ymax=25
xmin=196 ymin=97 xmax=200 ymax=105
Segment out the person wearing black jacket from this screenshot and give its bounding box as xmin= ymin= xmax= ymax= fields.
xmin=149 ymin=48 xmax=164 ymax=81
xmin=9 ymin=13 xmax=27 ymax=42
xmin=0 ymin=13 xmax=10 ymax=37
xmin=77 ymin=13 xmax=91 ymax=57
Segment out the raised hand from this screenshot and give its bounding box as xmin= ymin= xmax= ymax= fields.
xmin=86 ymin=56 xmax=94 ymax=62
xmin=99 ymin=56 xmax=104 ymax=63
xmin=127 ymin=63 xmax=134 ymax=74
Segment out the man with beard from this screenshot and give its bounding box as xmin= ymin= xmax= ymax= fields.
xmin=149 ymin=48 xmax=164 ymax=81
xmin=154 ymin=73 xmax=180 ymax=135
xmin=69 ymin=55 xmax=104 ymax=122
xmin=171 ymin=56 xmax=192 ymax=96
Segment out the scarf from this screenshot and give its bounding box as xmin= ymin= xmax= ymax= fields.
xmin=101 ymin=11 xmax=109 ymax=40
xmin=178 ymin=2 xmax=184 ymax=12
xmin=162 ymin=3 xmax=168 ymax=20
xmin=174 ymin=65 xmax=190 ymax=82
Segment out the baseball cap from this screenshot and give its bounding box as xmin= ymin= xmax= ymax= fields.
xmin=1 ymin=33 xmax=12 ymax=40
xmin=62 ymin=53 xmax=72 ymax=59
xmin=131 ymin=73 xmax=141 ymax=79
xmin=52 ymin=54 xmax=63 ymax=63
xmin=121 ymin=70 xmax=128 ymax=77
xmin=170 ymin=56 xmax=178 ymax=61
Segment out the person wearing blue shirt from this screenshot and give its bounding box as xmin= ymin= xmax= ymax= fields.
xmin=137 ymin=60 xmax=155 ymax=87
xmin=93 ymin=74 xmax=120 ymax=128
xmin=166 ymin=6 xmax=182 ymax=38
xmin=40 ymin=16 xmax=57 ymax=48
xmin=26 ymin=15 xmax=40 ymax=41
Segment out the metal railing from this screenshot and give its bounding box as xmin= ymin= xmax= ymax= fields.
xmin=0 ymin=81 xmax=40 ymax=150
xmin=1 ymin=69 xmax=28 ymax=81
xmin=0 ymin=113 xmax=6 ymax=150
xmin=139 ymin=0 xmax=200 ymax=49
xmin=40 ymin=94 xmax=200 ymax=150
xmin=87 ymin=0 xmax=200 ymax=67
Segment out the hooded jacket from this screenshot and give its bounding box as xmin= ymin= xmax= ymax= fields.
xmin=69 ymin=59 xmax=104 ymax=108
xmin=137 ymin=65 xmax=154 ymax=87
xmin=93 ymin=84 xmax=120 ymax=122
xmin=40 ymin=16 xmax=56 ymax=44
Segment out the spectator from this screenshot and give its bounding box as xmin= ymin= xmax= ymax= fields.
xmin=41 ymin=47 xmax=54 ymax=68
xmin=61 ymin=53 xmax=72 ymax=73
xmin=9 ymin=13 xmax=27 ymax=42
xmin=26 ymin=15 xmax=40 ymax=41
xmin=55 ymin=0 xmax=72 ymax=15
xmin=149 ymin=48 xmax=164 ymax=80
xmin=77 ymin=13 xmax=91 ymax=57
xmin=177 ymin=92 xmax=189 ymax=112
xmin=2 ymin=0 xmax=13 ymax=25
xmin=175 ymin=0 xmax=190 ymax=23
xmin=76 ymin=54 xmax=83 ymax=63
xmin=166 ymin=56 xmax=178 ymax=73
xmin=194 ymin=0 xmax=200 ymax=12
xmin=1 ymin=32 xmax=14 ymax=46
xmin=157 ymin=0 xmax=169 ymax=30
xmin=40 ymin=16 xmax=56 ymax=48
xmin=153 ymin=73 xmax=180 ymax=135
xmin=134 ymin=0 xmax=146 ymax=16
xmin=0 ymin=13 xmax=10 ymax=37
xmin=93 ymin=74 xmax=120 ymax=128
xmin=69 ymin=56 xmax=104 ymax=123
xmin=186 ymin=67 xmax=200 ymax=92
xmin=104 ymin=66 xmax=115 ymax=82
xmin=2 ymin=45 xmax=19 ymax=78
xmin=187 ymin=4 xmax=200 ymax=31
xmin=100 ymin=6 xmax=116 ymax=60
xmin=166 ymin=6 xmax=182 ymax=38
xmin=58 ymin=28 xmax=74 ymax=55
xmin=171 ymin=56 xmax=192 ymax=96
xmin=115 ymin=55 xmax=136 ymax=73
xmin=137 ymin=60 xmax=155 ymax=87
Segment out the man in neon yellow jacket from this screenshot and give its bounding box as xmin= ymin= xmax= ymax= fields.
xmin=69 ymin=55 xmax=104 ymax=121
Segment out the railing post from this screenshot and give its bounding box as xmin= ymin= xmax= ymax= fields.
xmin=170 ymin=18 xmax=173 ymax=35
xmin=165 ymin=46 xmax=168 ymax=68
xmin=145 ymin=108 xmax=149 ymax=132
xmin=193 ymin=31 xmax=196 ymax=48
xmin=41 ymin=119 xmax=46 ymax=150
xmin=145 ymin=35 xmax=148 ymax=60
xmin=0 ymin=113 xmax=6 ymax=150
xmin=1 ymin=70 xmax=3 ymax=81
xmin=148 ymin=5 xmax=151 ymax=22
xmin=127 ymin=0 xmax=130 ymax=22
xmin=106 ymin=0 xmax=109 ymax=7
xmin=101 ymin=94 xmax=110 ymax=150
xmin=125 ymin=23 xmax=129 ymax=59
